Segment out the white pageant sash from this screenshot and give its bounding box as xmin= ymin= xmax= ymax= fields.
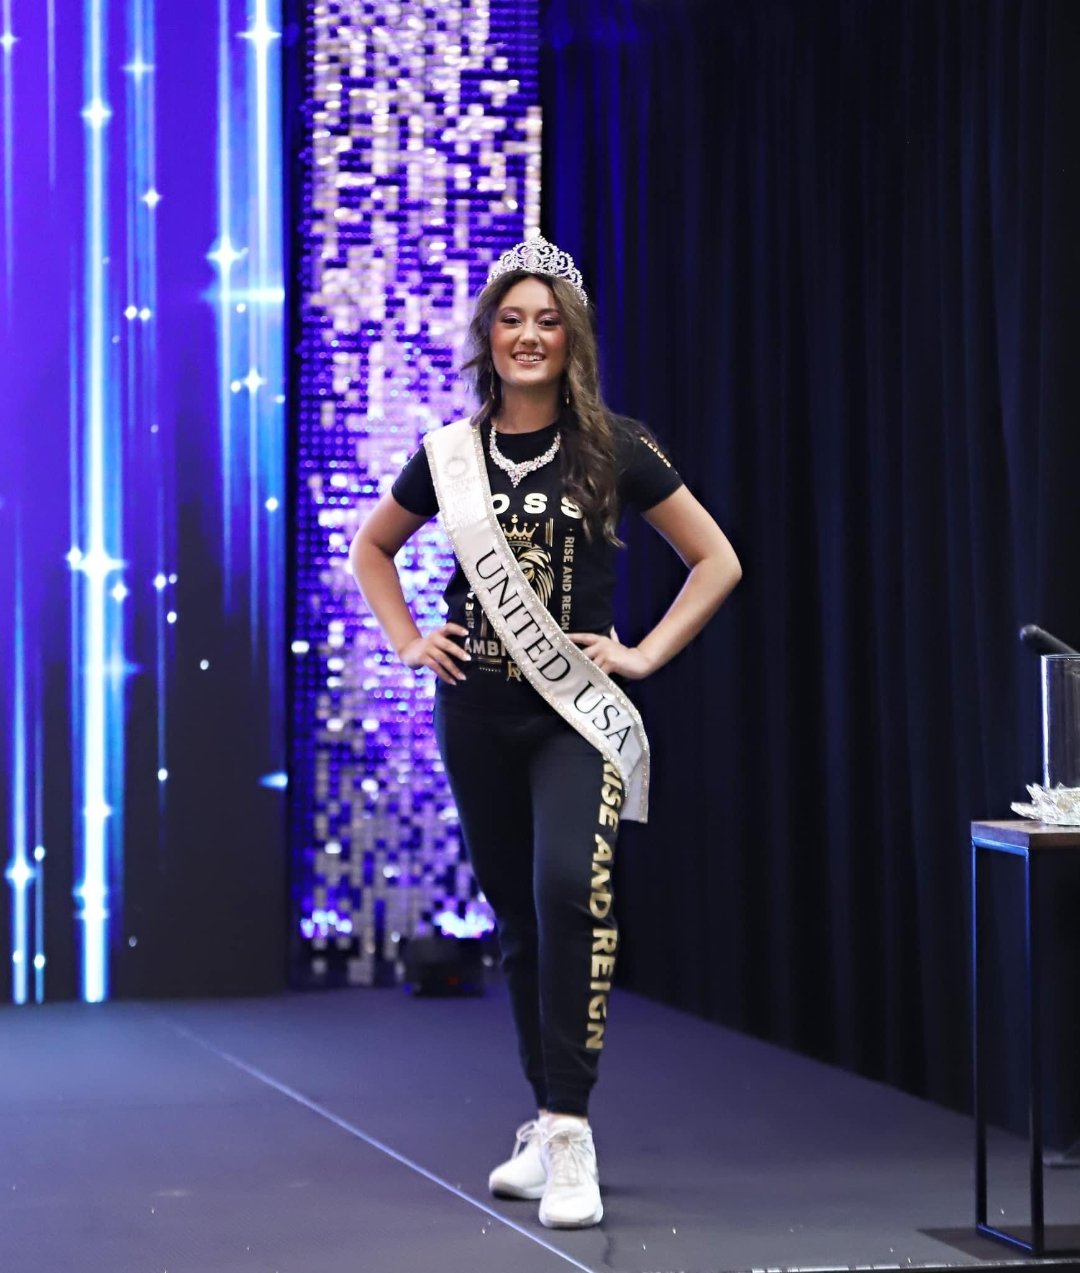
xmin=425 ymin=418 xmax=649 ymax=822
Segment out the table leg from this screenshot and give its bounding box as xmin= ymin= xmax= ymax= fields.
xmin=1028 ymin=851 xmax=1045 ymax=1255
xmin=974 ymin=840 xmax=987 ymax=1228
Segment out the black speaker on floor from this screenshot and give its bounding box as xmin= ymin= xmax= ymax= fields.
xmin=402 ymin=935 xmax=486 ymax=996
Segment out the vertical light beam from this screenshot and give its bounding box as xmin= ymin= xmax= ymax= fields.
xmin=240 ymin=0 xmax=281 ymax=644
xmin=243 ymin=0 xmax=283 ymax=721
xmin=47 ymin=0 xmax=58 ymax=187
xmin=33 ymin=703 xmax=46 ymax=1003
xmin=1 ymin=0 xmax=16 ymax=313
xmin=78 ymin=0 xmax=117 ymax=1003
xmin=6 ymin=524 xmax=30 ymax=1005
xmin=212 ymin=0 xmax=238 ymax=597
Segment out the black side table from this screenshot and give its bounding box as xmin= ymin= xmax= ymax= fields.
xmin=972 ymin=819 xmax=1080 ymax=1257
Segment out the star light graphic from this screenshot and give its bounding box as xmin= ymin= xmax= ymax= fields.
xmin=100 ymin=655 xmax=138 ymax=683
xmin=208 ymin=235 xmax=246 ymax=273
xmin=0 ymin=30 xmax=17 ymax=54
xmin=68 ymin=546 xmax=124 ymax=581
xmin=124 ymin=57 xmax=154 ymax=80
xmin=142 ymin=188 xmax=162 ymax=209
xmin=242 ymin=368 xmax=267 ymax=394
xmin=238 ymin=9 xmax=281 ymax=56
xmin=5 ymin=859 xmax=34 ymax=889
xmin=81 ymin=98 xmax=113 ymax=129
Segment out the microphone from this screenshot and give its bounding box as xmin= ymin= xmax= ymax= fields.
xmin=1019 ymin=624 xmax=1079 ymax=656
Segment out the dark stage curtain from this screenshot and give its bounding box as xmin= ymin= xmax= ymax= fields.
xmin=541 ymin=0 xmax=1080 ymax=1110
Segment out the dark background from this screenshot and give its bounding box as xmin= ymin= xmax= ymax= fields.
xmin=541 ymin=0 xmax=1080 ymax=1116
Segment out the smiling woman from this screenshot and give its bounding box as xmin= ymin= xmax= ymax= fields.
xmin=349 ymin=233 xmax=742 ymax=1229
xmin=489 ymin=279 xmax=569 ymax=394
xmin=458 ymin=262 xmax=626 ymax=543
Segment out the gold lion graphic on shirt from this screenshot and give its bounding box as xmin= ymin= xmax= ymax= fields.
xmin=503 ymin=515 xmax=555 ymax=606
xmin=465 ymin=517 xmax=556 ymax=663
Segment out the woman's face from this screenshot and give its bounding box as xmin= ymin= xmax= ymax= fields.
xmin=489 ymin=277 xmax=568 ymax=397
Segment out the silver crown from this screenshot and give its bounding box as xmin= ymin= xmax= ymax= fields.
xmin=486 ymin=233 xmax=589 ymax=306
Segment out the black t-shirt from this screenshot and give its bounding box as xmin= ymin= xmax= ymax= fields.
xmin=391 ymin=412 xmax=683 ymax=710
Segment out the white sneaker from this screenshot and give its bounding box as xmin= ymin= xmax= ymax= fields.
xmin=488 ymin=1119 xmax=547 ymax=1200
xmin=538 ymin=1116 xmax=603 ymax=1228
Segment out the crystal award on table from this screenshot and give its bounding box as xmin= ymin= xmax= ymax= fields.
xmin=1012 ymin=654 xmax=1080 ymax=825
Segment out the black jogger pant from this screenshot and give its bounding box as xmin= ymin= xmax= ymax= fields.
xmin=434 ymin=694 xmax=625 ymax=1116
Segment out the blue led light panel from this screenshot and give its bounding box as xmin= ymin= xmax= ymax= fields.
xmin=0 ymin=0 xmax=286 ymax=1003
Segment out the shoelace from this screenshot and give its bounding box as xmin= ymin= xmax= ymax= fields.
xmin=511 ymin=1119 xmax=540 ymax=1159
xmin=542 ymin=1128 xmax=595 ymax=1187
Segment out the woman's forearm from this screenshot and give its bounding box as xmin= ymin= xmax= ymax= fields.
xmin=635 ymin=544 xmax=742 ymax=674
xmin=350 ymin=539 xmax=422 ymax=657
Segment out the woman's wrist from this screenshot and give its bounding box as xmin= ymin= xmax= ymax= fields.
xmin=395 ymin=630 xmax=423 ymax=660
xmin=630 ymin=641 xmax=662 ymax=678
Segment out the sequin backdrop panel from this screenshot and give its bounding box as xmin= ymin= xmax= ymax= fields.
xmin=291 ymin=0 xmax=540 ymax=985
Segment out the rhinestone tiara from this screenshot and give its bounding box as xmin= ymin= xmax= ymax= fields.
xmin=485 ymin=233 xmax=589 ymax=306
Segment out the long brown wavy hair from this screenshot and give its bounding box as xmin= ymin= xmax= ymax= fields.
xmin=461 ymin=270 xmax=621 ymax=544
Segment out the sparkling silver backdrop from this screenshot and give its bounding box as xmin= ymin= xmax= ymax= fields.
xmin=291 ymin=0 xmax=541 ymax=985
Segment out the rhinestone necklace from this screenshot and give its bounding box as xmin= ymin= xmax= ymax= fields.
xmin=488 ymin=421 xmax=561 ymax=488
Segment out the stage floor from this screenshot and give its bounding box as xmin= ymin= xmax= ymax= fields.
xmin=1 ymin=983 xmax=1075 ymax=1273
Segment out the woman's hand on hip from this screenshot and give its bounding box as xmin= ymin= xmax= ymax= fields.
xmin=400 ymin=624 xmax=471 ymax=685
xmin=568 ymin=632 xmax=654 ymax=680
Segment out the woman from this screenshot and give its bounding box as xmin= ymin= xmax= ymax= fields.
xmin=350 ymin=235 xmax=741 ymax=1228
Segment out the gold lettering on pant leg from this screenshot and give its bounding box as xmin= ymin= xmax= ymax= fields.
xmin=585 ymin=826 xmax=619 ymax=1050
xmin=589 ymin=834 xmax=613 ymax=920
xmin=598 ymin=763 xmax=623 ymax=829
